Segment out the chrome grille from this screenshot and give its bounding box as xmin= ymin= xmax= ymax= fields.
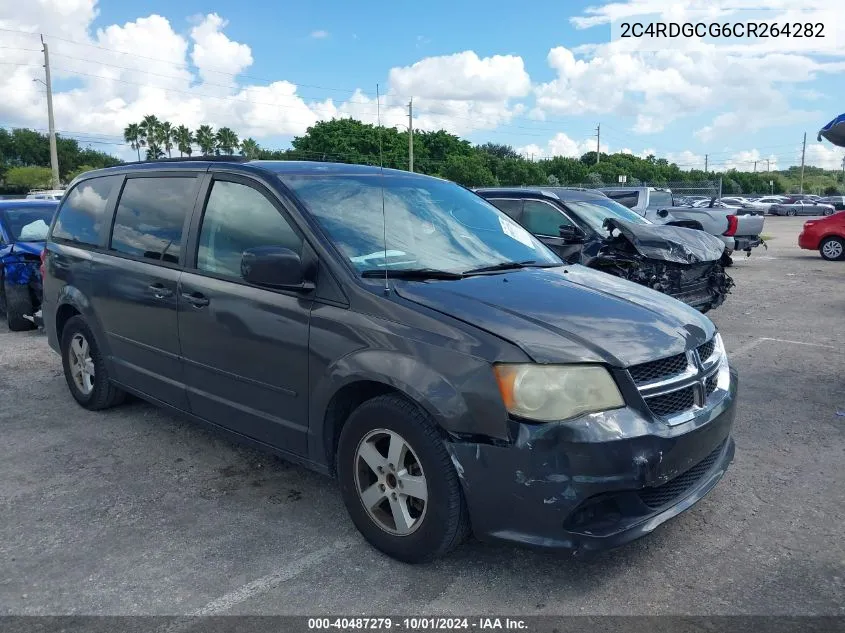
xmin=697 ymin=340 xmax=715 ymax=364
xmin=628 ymin=353 xmax=688 ymax=384
xmin=630 ymin=336 xmax=725 ymax=424
xmin=646 ymin=386 xmax=696 ymax=417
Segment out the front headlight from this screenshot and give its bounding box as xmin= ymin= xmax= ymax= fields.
xmin=493 ymin=364 xmax=625 ymax=422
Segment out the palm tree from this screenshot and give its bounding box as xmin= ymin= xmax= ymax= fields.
xmin=139 ymin=115 xmax=161 ymax=161
xmin=123 ymin=123 xmax=142 ymax=161
xmin=157 ymin=121 xmax=174 ymax=158
xmin=239 ymin=137 xmax=260 ymax=160
xmin=195 ymin=125 xmax=216 ymax=156
xmin=174 ymin=125 xmax=194 ymax=157
xmin=215 ymin=127 xmax=239 ymax=156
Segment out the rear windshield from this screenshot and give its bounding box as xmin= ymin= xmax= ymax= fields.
xmin=4 ymin=206 xmax=56 ymax=241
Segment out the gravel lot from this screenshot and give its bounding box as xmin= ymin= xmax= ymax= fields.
xmin=1 ymin=216 xmax=843 ymax=616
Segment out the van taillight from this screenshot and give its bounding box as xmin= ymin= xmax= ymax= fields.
xmin=724 ymin=215 xmax=738 ymax=237
xmin=40 ymin=249 xmax=46 ymax=279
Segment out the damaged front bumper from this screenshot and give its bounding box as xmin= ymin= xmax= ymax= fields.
xmin=447 ymin=370 xmax=737 ymax=553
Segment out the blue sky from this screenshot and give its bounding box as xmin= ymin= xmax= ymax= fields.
xmin=2 ymin=0 xmax=844 ymax=170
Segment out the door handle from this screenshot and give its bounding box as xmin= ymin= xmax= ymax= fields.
xmin=181 ymin=292 xmax=210 ymax=308
xmin=148 ymin=283 xmax=174 ymax=299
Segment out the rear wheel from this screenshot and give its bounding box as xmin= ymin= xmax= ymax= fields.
xmin=4 ymin=282 xmax=35 ymax=331
xmin=61 ymin=315 xmax=125 ymax=409
xmin=787 ymin=210 xmax=797 ymax=216
xmin=337 ymin=393 xmax=470 ymax=563
xmin=819 ymin=237 xmax=845 ymax=261
xmin=824 ymin=209 xmax=833 ymax=216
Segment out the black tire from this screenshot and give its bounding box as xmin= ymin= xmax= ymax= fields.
xmin=60 ymin=315 xmax=125 ymax=410
xmin=337 ymin=394 xmax=471 ymax=563
xmin=787 ymin=210 xmax=797 ymax=216
xmin=720 ymin=253 xmax=734 ymax=268
xmin=819 ymin=237 xmax=845 ymax=262
xmin=4 ymin=282 xmax=35 ymax=331
xmin=824 ymin=209 xmax=833 ymax=216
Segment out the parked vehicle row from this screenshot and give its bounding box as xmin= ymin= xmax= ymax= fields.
xmin=599 ymin=186 xmax=766 ymax=263
xmin=35 ymin=159 xmax=738 ymax=563
xmin=770 ymin=199 xmax=836 ymax=216
xmin=0 ymin=200 xmax=57 ymax=330
xmin=477 ymin=188 xmax=733 ymax=312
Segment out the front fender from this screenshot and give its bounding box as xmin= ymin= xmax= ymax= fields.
xmin=309 ymin=348 xmax=511 ymax=467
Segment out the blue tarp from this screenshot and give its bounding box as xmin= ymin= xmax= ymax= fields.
xmin=817 ymin=113 xmax=845 ymax=147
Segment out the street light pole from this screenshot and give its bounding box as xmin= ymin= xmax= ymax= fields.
xmin=408 ymin=99 xmax=414 ymax=173
xmin=41 ymin=35 xmax=60 ymax=190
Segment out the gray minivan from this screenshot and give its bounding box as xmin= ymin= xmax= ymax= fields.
xmin=42 ymin=159 xmax=737 ymax=562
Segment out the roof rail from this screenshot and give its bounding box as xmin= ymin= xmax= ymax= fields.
xmin=118 ymin=155 xmax=250 ymax=166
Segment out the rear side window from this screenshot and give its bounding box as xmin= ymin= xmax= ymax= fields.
xmin=605 ymin=191 xmax=640 ymax=209
xmin=488 ymin=198 xmax=523 ymax=220
xmin=197 ymin=180 xmax=302 ymax=279
xmin=51 ymin=176 xmax=120 ymax=245
xmin=110 ymin=176 xmax=198 ymax=265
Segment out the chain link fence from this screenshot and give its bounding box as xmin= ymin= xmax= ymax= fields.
xmin=566 ymin=180 xmax=722 ymax=198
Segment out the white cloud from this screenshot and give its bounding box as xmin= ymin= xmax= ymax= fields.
xmin=517 ymin=132 xmax=608 ymax=159
xmin=805 ymin=143 xmax=845 ymax=170
xmin=388 ymin=51 xmax=531 ymax=101
xmin=0 ymin=2 xmax=530 ymax=157
xmin=310 ymin=30 xmax=329 ymax=39
xmin=539 ymin=0 xmax=845 ymax=139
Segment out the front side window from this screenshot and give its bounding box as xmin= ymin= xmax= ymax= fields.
xmin=521 ymin=200 xmax=572 ymax=236
xmin=51 ymin=176 xmax=120 ymax=246
xmin=197 ymin=180 xmax=302 ymax=279
xmin=648 ymin=191 xmax=674 ymax=207
xmin=488 ymin=198 xmax=523 ymax=220
xmin=110 ymin=177 xmax=197 ymax=265
xmin=282 ymin=174 xmax=558 ymax=274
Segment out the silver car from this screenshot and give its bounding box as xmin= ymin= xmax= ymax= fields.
xmin=770 ymin=200 xmax=835 ymax=216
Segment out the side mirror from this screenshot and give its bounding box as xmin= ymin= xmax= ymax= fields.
xmin=559 ymin=225 xmax=585 ymax=243
xmin=657 ymin=209 xmax=669 ymax=218
xmin=241 ymin=246 xmax=313 ymax=290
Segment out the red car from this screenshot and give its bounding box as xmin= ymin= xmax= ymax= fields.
xmin=798 ymin=212 xmax=845 ymax=260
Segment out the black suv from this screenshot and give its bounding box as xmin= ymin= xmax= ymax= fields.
xmin=43 ymin=160 xmax=737 ymax=562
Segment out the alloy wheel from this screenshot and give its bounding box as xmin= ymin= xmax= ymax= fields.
xmin=354 ymin=429 xmax=428 ymax=536
xmin=821 ymin=239 xmax=843 ymax=260
xmin=69 ymin=333 xmax=95 ymax=395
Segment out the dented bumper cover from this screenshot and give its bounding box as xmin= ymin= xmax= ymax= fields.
xmin=447 ymin=369 xmax=737 ymax=552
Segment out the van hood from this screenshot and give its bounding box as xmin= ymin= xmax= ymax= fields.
xmin=393 ymin=265 xmax=714 ymax=367
xmin=603 ymin=218 xmax=725 ymax=264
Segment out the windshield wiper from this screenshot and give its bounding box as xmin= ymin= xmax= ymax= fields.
xmin=361 ymin=268 xmax=464 ymax=280
xmin=462 ymin=260 xmax=562 ymax=275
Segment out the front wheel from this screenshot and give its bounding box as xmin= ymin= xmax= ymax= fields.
xmin=819 ymin=237 xmax=845 ymax=261
xmin=787 ymin=210 xmax=797 ymax=216
xmin=4 ymin=282 xmax=35 ymax=331
xmin=337 ymin=394 xmax=470 ymax=563
xmin=824 ymin=209 xmax=833 ymax=216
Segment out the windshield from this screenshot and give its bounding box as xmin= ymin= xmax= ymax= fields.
xmin=282 ymin=174 xmax=560 ymax=274
xmin=649 ymin=191 xmax=674 ymax=207
xmin=4 ymin=206 xmax=56 ymax=241
xmin=565 ymin=198 xmax=651 ymax=234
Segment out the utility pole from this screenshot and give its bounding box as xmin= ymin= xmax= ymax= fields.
xmin=753 ymin=160 xmax=757 ymax=172
xmin=407 ymin=98 xmax=414 ymax=173
xmin=41 ymin=35 xmax=60 ymax=190
xmin=799 ymin=132 xmax=807 ymax=194
xmin=767 ymin=159 xmax=771 ymax=172
xmin=704 ymin=154 xmax=708 ymax=172
xmin=595 ymin=124 xmax=601 ymax=164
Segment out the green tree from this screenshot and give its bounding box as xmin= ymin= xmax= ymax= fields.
xmin=476 ymin=142 xmax=520 ymax=160
xmin=240 ymin=138 xmax=261 ymax=159
xmin=139 ymin=114 xmax=161 ymax=158
xmin=65 ymin=164 xmax=96 ymax=182
xmin=157 ymin=121 xmax=174 ymax=158
xmin=174 ymin=125 xmax=194 ymax=157
xmin=5 ymin=166 xmax=53 ymax=190
xmin=215 ymin=127 xmax=240 ymax=155
xmin=440 ymin=154 xmax=497 ymax=187
xmin=123 ymin=123 xmax=142 ymax=161
xmin=195 ymin=125 xmax=216 ymax=155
